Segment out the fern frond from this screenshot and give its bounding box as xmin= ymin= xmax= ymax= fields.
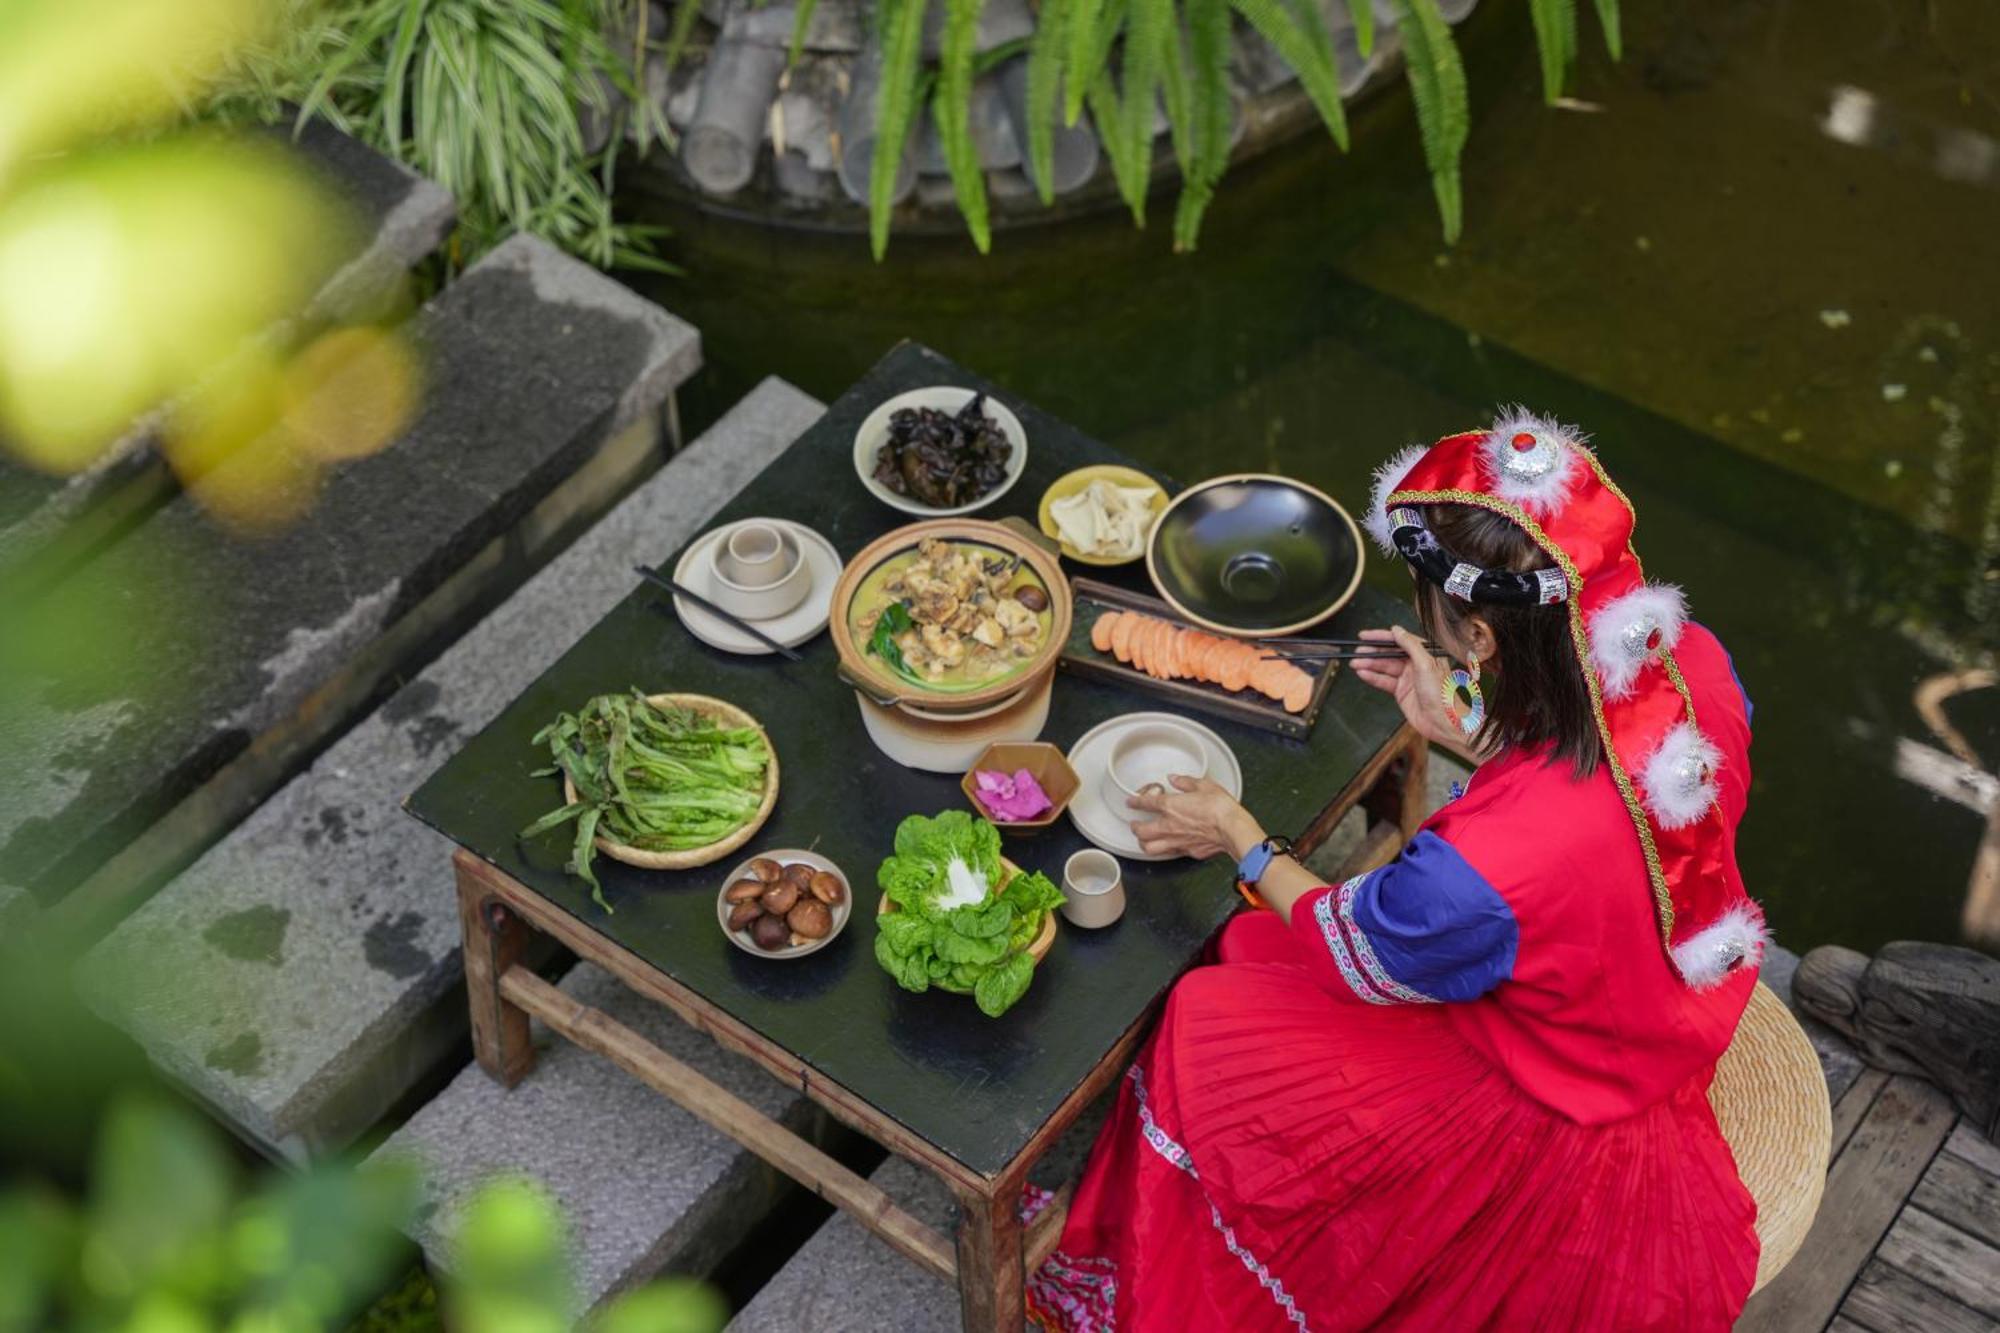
xmin=1171 ymin=0 xmax=1231 ymax=250
xmin=1231 ymin=0 xmax=1347 ymax=151
xmin=1591 ymin=0 xmax=1621 ymax=60
xmin=788 ymin=0 xmax=821 ymax=69
xmin=936 ymin=0 xmax=992 ymax=251
xmin=1346 ymin=0 xmax=1375 ymax=59
xmin=870 ymin=0 xmax=928 ymax=259
xmin=1064 ymin=0 xmax=1106 ymax=124
xmin=1115 ymin=0 xmax=1173 ymax=222
xmin=1087 ymin=72 xmax=1146 ymax=218
xmin=1528 ymin=0 xmax=1575 ymax=103
xmin=1024 ymin=0 xmax=1069 ymax=202
xmin=1396 ymin=0 xmax=1468 ymax=241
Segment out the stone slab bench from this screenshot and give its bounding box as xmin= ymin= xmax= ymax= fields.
xmin=10 ymin=234 xmax=698 ymax=938
xmin=370 ymin=961 xmax=819 ymax=1312
xmin=79 ymin=379 xmax=822 ymax=1158
xmin=0 ymin=119 xmax=455 ymax=588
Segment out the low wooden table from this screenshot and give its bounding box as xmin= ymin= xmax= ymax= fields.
xmin=407 ymin=343 xmax=1426 ymax=1329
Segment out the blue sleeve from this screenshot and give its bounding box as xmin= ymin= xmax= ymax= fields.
xmin=1295 ymin=831 xmax=1518 ymax=1004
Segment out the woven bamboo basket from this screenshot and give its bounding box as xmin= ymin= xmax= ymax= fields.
xmin=562 ymin=693 xmax=779 ymax=871
xmin=1708 ymin=980 xmax=1833 ymax=1293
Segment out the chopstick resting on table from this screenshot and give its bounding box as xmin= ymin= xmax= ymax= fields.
xmin=632 ymin=564 xmax=805 ymax=662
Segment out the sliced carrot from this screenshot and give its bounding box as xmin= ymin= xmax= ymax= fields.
xmin=1091 ymin=610 xmax=1118 ymax=654
xmin=1111 ymin=612 xmax=1138 ymax=664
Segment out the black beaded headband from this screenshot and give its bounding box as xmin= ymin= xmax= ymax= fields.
xmin=1386 ymin=507 xmax=1570 ymax=607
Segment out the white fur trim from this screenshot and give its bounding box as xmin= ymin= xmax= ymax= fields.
xmin=1670 ymin=903 xmax=1768 ymax=989
xmin=1363 ymin=443 xmax=1430 ymax=555
xmin=1480 ymin=405 xmax=1586 ymax=517
xmin=1588 ymin=583 xmax=1688 ymax=700
xmin=1640 ymin=721 xmax=1722 ymax=830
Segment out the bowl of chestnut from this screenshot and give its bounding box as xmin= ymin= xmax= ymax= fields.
xmin=716 ymin=849 xmax=852 ymax=959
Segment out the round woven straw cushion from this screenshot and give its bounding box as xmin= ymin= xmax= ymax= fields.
xmin=1708 ymin=980 xmax=1832 ymax=1293
xmin=562 ymin=693 xmax=779 ymax=871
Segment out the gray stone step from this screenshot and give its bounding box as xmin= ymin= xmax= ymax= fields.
xmin=370 ymin=961 xmax=819 ymax=1312
xmin=730 ymin=1107 xmax=1104 ymax=1333
xmin=8 ymin=234 xmax=698 ymax=933
xmin=78 ymin=379 xmax=822 ymax=1157
xmin=0 ymin=121 xmax=454 ymax=586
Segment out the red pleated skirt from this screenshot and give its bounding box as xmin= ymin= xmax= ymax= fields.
xmin=1028 ymin=913 xmax=1759 ymax=1332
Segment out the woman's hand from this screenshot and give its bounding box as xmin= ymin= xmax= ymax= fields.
xmin=1125 ymin=775 xmax=1265 ymax=862
xmin=1350 ymin=625 xmax=1484 ymax=762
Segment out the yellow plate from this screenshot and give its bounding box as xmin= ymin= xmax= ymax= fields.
xmin=1036 ymin=465 xmax=1169 ymax=566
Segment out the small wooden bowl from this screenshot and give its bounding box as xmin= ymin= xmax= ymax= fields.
xmin=562 ymin=693 xmax=779 ymax=871
xmin=961 ymin=742 xmax=1080 ymax=835
xmin=875 ymin=858 xmax=1058 ymax=992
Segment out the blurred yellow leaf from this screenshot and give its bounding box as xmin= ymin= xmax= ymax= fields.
xmin=282 ymin=325 xmax=422 ymax=463
xmin=0 ymin=0 xmax=270 ymax=184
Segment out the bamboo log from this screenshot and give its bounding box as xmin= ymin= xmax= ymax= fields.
xmin=997 ymin=56 xmax=1100 ymax=197
xmin=836 ymin=44 xmax=919 ymax=207
xmin=683 ymin=24 xmax=789 ymax=196
xmin=498 ymin=964 xmax=961 ymax=1281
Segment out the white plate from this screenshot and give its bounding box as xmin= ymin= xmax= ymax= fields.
xmin=852 ymin=386 xmax=1029 ymax=518
xmin=672 ymin=518 xmax=840 ymax=655
xmin=715 ymin=849 xmax=853 ymax=959
xmin=1065 ymin=713 xmax=1243 ymax=861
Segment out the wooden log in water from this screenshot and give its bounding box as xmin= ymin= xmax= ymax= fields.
xmin=683 ymin=24 xmax=789 ymax=196
xmin=1797 ymin=942 xmax=2000 ymax=1139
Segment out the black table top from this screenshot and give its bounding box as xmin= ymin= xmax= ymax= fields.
xmin=407 ymin=342 xmax=1416 ymax=1178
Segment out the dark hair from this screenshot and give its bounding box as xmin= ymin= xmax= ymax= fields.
xmin=1413 ymin=504 xmax=1601 ymax=777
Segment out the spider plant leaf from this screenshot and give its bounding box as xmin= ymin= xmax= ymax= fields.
xmin=1231 ymin=0 xmax=1346 ymax=150
xmin=1396 ymin=0 xmax=1468 ymax=241
xmin=1528 ymin=0 xmax=1575 ymax=103
xmin=1024 ymin=0 xmax=1069 ymax=203
xmin=936 ymin=0 xmax=992 ymax=251
xmin=870 ymin=0 xmax=929 ymax=259
xmin=1063 ymin=0 xmax=1106 ymax=125
xmin=788 ymin=0 xmax=822 ymax=68
xmin=660 ymin=0 xmax=706 ymax=83
xmin=1591 ymin=0 xmax=1621 ymax=61
xmin=1346 ymin=0 xmax=1375 ymax=59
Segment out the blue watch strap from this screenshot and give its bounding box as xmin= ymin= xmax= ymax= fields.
xmin=1238 ymin=840 xmax=1277 ymax=885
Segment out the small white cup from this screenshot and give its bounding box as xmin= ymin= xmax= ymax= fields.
xmin=1061 ymin=849 xmax=1125 ymax=929
xmin=1102 ymin=722 xmax=1210 ymax=826
xmin=709 ymin=522 xmax=812 ymax=621
xmin=719 ymin=522 xmax=793 ymax=588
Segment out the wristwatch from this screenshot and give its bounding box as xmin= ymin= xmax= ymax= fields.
xmin=1236 ymin=835 xmax=1295 ymax=887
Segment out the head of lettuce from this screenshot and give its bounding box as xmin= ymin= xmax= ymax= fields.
xmin=873 ymin=810 xmax=1067 ymax=1017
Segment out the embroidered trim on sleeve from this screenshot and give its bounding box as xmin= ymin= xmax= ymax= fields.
xmin=1312 ymin=875 xmax=1439 ymax=1005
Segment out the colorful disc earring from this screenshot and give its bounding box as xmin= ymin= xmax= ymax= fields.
xmin=1442 ymin=654 xmax=1486 ymax=738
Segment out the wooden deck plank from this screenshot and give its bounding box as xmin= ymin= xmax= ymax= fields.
xmin=1831 ymin=1070 xmax=1891 ymax=1159
xmin=1913 ymin=1151 xmax=2000 ymax=1249
xmin=1736 ymin=1077 xmax=1957 ymax=1333
xmin=1840 ymin=1258 xmax=1999 ymax=1333
xmin=1946 ymin=1123 xmax=2000 ymax=1177
xmin=1877 ymin=1209 xmax=2000 ymax=1321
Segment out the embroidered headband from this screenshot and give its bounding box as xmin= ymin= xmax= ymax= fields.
xmin=1363 ymin=405 xmax=1765 ymax=991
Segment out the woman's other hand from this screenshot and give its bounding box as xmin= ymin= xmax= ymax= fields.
xmin=1351 ymin=625 xmax=1484 ymax=762
xmin=1126 ymin=775 xmax=1264 ymax=861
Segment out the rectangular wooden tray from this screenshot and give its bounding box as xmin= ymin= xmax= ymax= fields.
xmin=1057 ymin=578 xmax=1334 ymax=739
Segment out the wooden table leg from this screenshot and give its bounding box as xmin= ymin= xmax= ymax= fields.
xmin=455 ymin=852 xmax=536 ymax=1086
xmin=953 ymin=1173 xmax=1028 ymax=1333
xmin=1360 ymin=728 xmax=1431 ymax=846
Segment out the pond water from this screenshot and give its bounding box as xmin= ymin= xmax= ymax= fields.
xmin=624 ymin=0 xmax=1999 ymax=954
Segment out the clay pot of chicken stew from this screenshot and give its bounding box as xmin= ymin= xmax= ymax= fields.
xmin=831 ymin=519 xmax=1072 ymax=718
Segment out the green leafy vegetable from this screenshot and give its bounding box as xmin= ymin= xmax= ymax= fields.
xmin=520 ymin=691 xmax=770 ymax=912
xmin=868 ymin=601 xmax=925 ymax=684
xmin=872 ymin=811 xmax=1062 ymax=1017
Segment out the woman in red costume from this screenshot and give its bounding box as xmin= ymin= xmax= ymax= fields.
xmin=1029 ymin=410 xmax=1768 ymax=1332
